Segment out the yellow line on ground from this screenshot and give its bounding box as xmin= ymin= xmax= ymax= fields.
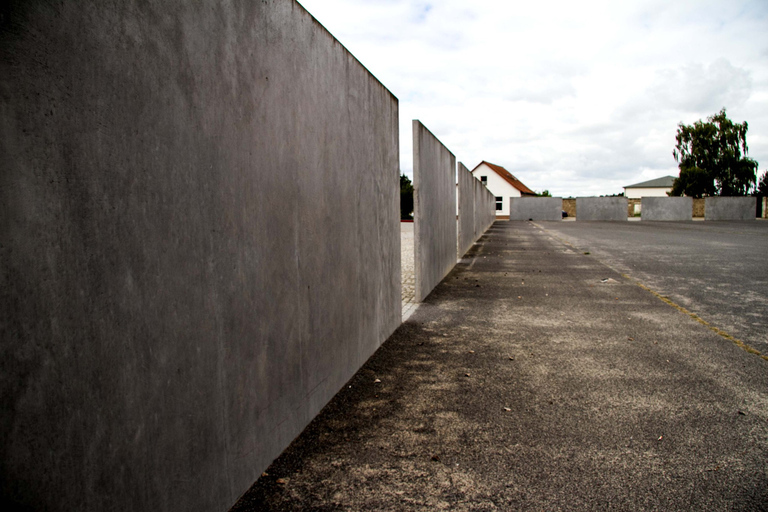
xmin=621 ymin=273 xmax=768 ymax=362
xmin=530 ymin=221 xmax=767 ymax=362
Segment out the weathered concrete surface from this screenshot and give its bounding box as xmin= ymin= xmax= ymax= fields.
xmin=509 ymin=197 xmax=562 ymax=221
xmin=413 ymin=121 xmax=457 ymax=302
xmin=763 ymin=197 xmax=768 ymax=218
xmin=0 ymin=2 xmax=400 ymax=511
xmin=576 ymin=197 xmax=628 ymax=221
xmin=705 ymin=197 xmax=756 ymax=220
xmin=232 ymin=221 xmax=768 ymax=511
xmin=457 ymin=163 xmax=475 ymax=258
xmin=539 ymin=221 xmax=768 ymax=354
xmin=474 ymin=178 xmax=495 ymax=240
xmin=641 ymin=197 xmax=692 ymax=221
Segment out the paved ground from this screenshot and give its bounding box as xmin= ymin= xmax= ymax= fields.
xmin=401 ymin=222 xmax=417 ymax=320
xmin=537 ymin=220 xmax=768 ymax=355
xmin=231 ymin=221 xmax=768 ymax=511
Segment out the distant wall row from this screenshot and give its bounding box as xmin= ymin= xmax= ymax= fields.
xmin=414 ymin=121 xmax=495 ymax=302
xmin=631 ymin=197 xmax=760 ymax=219
xmin=473 ymin=172 xmax=496 ymax=238
xmin=511 ymin=197 xmax=759 ymax=221
xmin=456 ymin=163 xmax=494 ymax=258
xmin=457 ymin=163 xmax=476 ymax=257
xmin=509 ymin=197 xmax=562 ymax=220
xmin=1 ymin=2 xmax=401 ymax=511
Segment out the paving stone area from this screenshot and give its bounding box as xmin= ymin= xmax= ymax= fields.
xmin=400 ymin=222 xmax=417 ymax=320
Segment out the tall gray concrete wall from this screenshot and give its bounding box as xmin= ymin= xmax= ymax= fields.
xmin=457 ymin=163 xmax=475 ymax=258
xmin=483 ymin=186 xmax=496 ymax=231
xmin=474 ymin=179 xmax=495 ymax=238
xmin=414 ymin=120 xmax=457 ymax=301
xmin=0 ymin=2 xmax=400 ymax=511
xmin=641 ymin=197 xmax=692 ymax=221
xmin=576 ymin=197 xmax=628 ymax=221
xmin=705 ymin=197 xmax=756 ymax=220
xmin=509 ymin=197 xmax=563 ymax=221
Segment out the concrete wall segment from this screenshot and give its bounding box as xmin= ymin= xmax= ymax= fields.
xmin=484 ymin=186 xmax=495 ymax=231
xmin=473 ymin=178 xmax=483 ymax=239
xmin=641 ymin=197 xmax=693 ymax=221
xmin=413 ymin=120 xmax=457 ymax=302
xmin=457 ymin=162 xmax=475 ymax=258
xmin=705 ymin=197 xmax=756 ymax=220
xmin=509 ymin=197 xmax=563 ymax=221
xmin=576 ymin=197 xmax=628 ymax=221
xmin=472 ymin=179 xmax=494 ymax=238
xmin=0 ymin=1 xmax=400 ymax=511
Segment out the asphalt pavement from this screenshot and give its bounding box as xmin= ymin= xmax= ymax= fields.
xmin=231 ymin=221 xmax=768 ymax=511
xmin=537 ymin=220 xmax=768 ymax=355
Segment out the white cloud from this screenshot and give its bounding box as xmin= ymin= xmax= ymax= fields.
xmin=630 ymin=60 xmax=753 ymax=114
xmin=298 ymin=0 xmax=768 ymax=196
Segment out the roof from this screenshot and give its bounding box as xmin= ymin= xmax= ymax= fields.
xmin=624 ymin=176 xmax=677 ymax=189
xmin=470 ymin=161 xmax=535 ymax=195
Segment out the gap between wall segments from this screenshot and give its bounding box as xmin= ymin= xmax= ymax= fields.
xmin=530 ymin=222 xmax=768 ymax=363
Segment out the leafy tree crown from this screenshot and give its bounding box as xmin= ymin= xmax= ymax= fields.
xmin=671 ymin=108 xmax=757 ymax=197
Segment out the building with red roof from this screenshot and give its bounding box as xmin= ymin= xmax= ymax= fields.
xmin=470 ymin=161 xmax=535 ymax=218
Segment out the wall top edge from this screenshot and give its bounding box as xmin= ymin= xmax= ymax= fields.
xmin=294 ymin=0 xmax=398 ymax=102
xmin=412 ymin=120 xmax=455 ymax=158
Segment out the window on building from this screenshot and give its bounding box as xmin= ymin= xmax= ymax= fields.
xmin=495 ymin=196 xmax=502 ymax=211
xmin=481 ymin=176 xmax=487 ymax=185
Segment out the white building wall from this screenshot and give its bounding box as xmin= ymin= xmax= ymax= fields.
xmin=474 ymin=163 xmax=520 ymax=217
xmin=625 ymin=187 xmax=671 ymax=199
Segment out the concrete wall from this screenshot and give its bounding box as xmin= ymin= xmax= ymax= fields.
xmin=457 ymin=164 xmax=494 ymax=257
xmin=509 ymin=197 xmax=562 ymax=221
xmin=763 ymin=197 xmax=768 ymax=219
xmin=0 ymin=2 xmax=400 ymax=511
xmin=705 ymin=197 xmax=756 ymax=220
xmin=474 ymin=178 xmax=496 ymax=238
xmin=641 ymin=197 xmax=693 ymax=221
xmin=414 ymin=121 xmax=457 ymax=301
xmin=457 ymin=163 xmax=475 ymax=257
xmin=576 ymin=197 xmax=628 ymax=221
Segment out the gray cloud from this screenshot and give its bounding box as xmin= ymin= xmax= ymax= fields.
xmin=646 ymin=59 xmax=752 ymax=113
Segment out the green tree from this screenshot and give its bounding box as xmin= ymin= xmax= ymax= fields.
xmin=400 ymin=174 xmax=414 ymax=220
xmin=757 ymin=170 xmax=768 ymax=197
xmin=671 ymin=108 xmax=758 ymax=197
xmin=536 ymin=189 xmax=552 ymax=197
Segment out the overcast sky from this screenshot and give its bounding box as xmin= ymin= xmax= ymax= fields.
xmin=298 ymin=0 xmax=768 ymax=197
